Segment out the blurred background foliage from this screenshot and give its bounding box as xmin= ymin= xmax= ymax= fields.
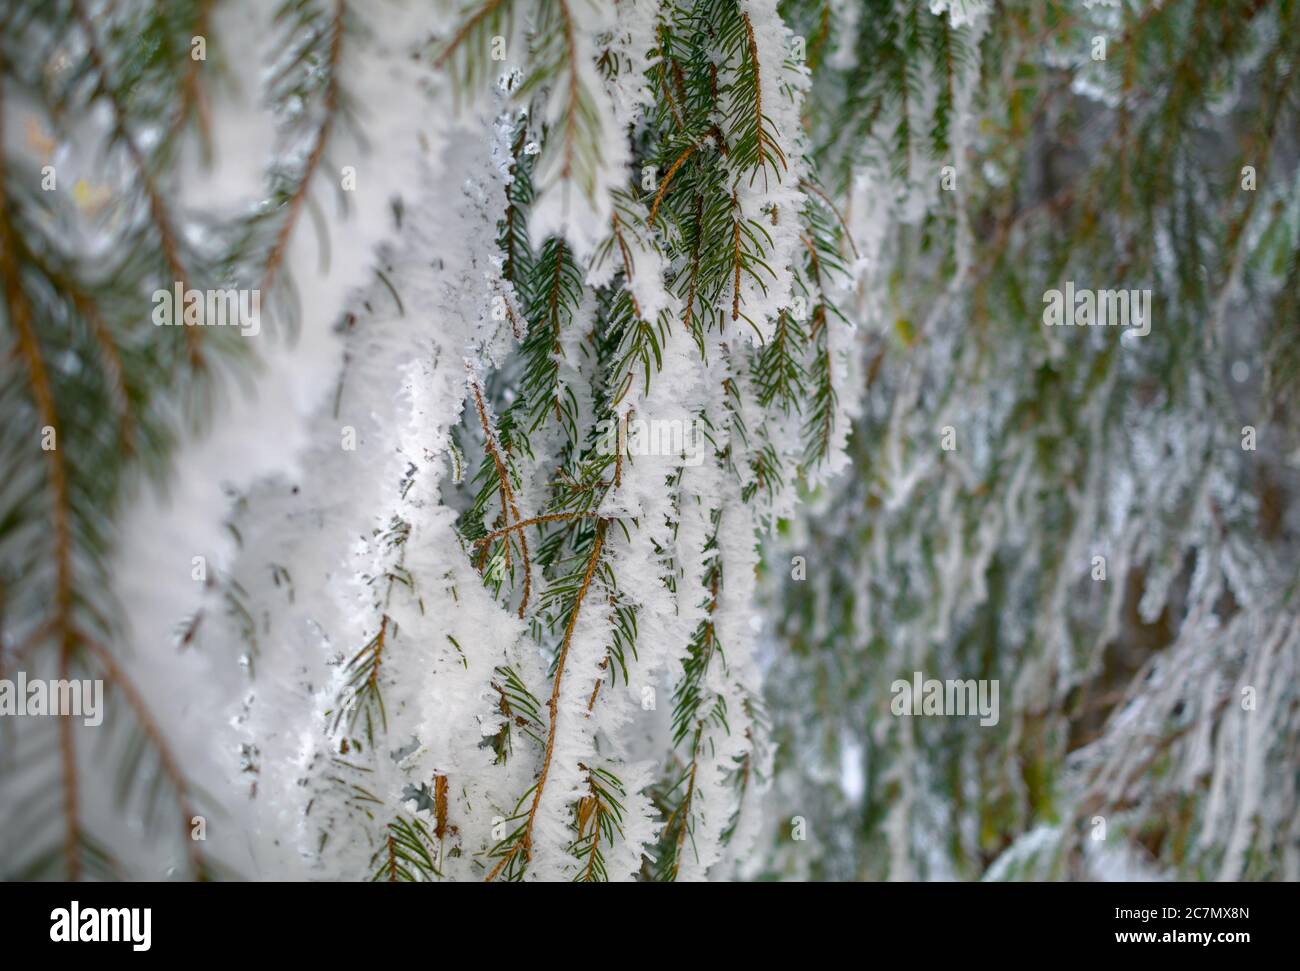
xmin=1 ymin=0 xmax=1297 ymax=881
xmin=760 ymin=0 xmax=1300 ymax=880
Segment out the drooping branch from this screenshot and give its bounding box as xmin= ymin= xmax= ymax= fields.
xmin=260 ymin=0 xmax=346 ymax=294
xmin=433 ymin=0 xmax=511 ymax=69
xmin=800 ymin=180 xmax=860 ymax=259
xmin=472 ymin=511 xmax=600 ymax=548
xmin=81 ymin=636 xmax=207 ymax=879
xmin=470 ymin=377 xmax=532 ymax=616
xmin=486 ymin=518 xmax=607 ymax=881
xmin=70 ymin=0 xmax=201 ymax=366
xmin=0 ymin=76 xmax=81 ymax=878
xmin=648 ymin=143 xmax=698 ymax=227
xmin=731 ymin=191 xmax=742 ymax=322
xmin=610 ymin=212 xmax=642 ymax=318
xmin=168 ymin=0 xmax=214 ymax=158
xmin=553 ymin=0 xmax=581 ymax=183
xmin=16 ymin=243 xmax=135 ymax=452
xmin=667 ymin=726 xmax=702 ymax=881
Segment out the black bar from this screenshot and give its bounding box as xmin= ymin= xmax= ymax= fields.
xmin=0 ymin=881 xmax=1283 ymax=957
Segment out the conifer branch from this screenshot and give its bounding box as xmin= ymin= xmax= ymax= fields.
xmin=658 ymin=46 xmax=686 ymax=130
xmin=572 ymin=762 xmax=624 ymax=882
xmin=800 ymin=179 xmax=860 ymax=259
xmin=648 ymin=143 xmax=698 ymax=227
xmin=731 ymin=192 xmax=742 ymax=322
xmin=81 ymin=636 xmax=207 ymax=879
xmin=434 ymin=0 xmax=511 ymax=69
xmin=261 ymin=0 xmax=345 ymax=294
xmin=667 ymin=728 xmax=701 ymax=881
xmin=740 ymin=14 xmax=770 ymax=175
xmin=70 ymin=0 xmax=202 ymax=366
xmin=487 ymin=517 xmax=607 ymax=880
xmin=169 ymin=0 xmax=214 ymax=157
xmin=502 ymin=125 xmax=529 ymax=286
xmin=72 ymin=293 xmax=135 ymax=454
xmin=684 ymin=193 xmax=704 ymax=330
xmin=610 ymin=212 xmax=642 ymax=318
xmin=18 ymin=248 xmax=136 ymax=453
xmin=472 ymin=511 xmax=601 ymax=547
xmin=59 ymin=649 xmax=80 ymax=881
xmin=553 ymin=0 xmax=581 ymax=182
xmin=471 ymin=377 xmax=532 ymax=616
xmin=526 ymin=516 xmax=606 ymax=845
xmin=0 ymin=214 xmax=72 ymax=651
xmin=0 ymin=89 xmax=82 ymax=872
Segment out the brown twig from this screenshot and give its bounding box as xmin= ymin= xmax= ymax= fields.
xmin=526 ymin=519 xmax=606 ymax=844
xmin=547 ymin=239 xmax=567 ymax=335
xmin=667 ymin=552 xmax=721 ymax=880
xmin=741 ymin=13 xmax=769 ymax=172
xmin=486 ymin=519 xmax=608 ymax=881
xmin=576 ymin=765 xmax=606 ymax=881
xmin=580 ymin=793 xmax=601 ymax=880
xmin=368 ymin=615 xmax=388 ymax=692
xmin=611 ymin=212 xmax=642 ymax=319
xmin=493 ymin=280 xmax=525 ymax=341
xmin=659 ymin=62 xmax=685 ymax=130
xmin=669 ymin=727 xmax=702 ymax=881
xmin=433 ymin=773 xmax=449 ymax=841
xmin=70 ymin=0 xmax=201 ymax=367
xmin=800 ymin=233 xmax=822 ymax=287
xmin=683 ymin=194 xmax=704 ymax=330
xmin=386 ymin=834 xmax=398 ymax=881
xmin=656 ymin=26 xmax=686 ymax=130
xmin=78 ymin=298 xmax=135 ymax=451
xmin=58 ymin=646 xmax=80 ymax=880
xmin=731 ymin=191 xmax=742 ymax=322
xmin=6 ymin=236 xmax=136 ymax=452
xmin=586 ymin=656 xmax=609 ymax=713
xmin=614 ymin=409 xmax=631 ymax=488
xmin=470 ymin=377 xmax=532 ymax=616
xmin=648 ymin=143 xmax=698 ymax=227
xmin=502 ymin=126 xmax=527 ymax=285
xmin=433 ymin=0 xmax=509 ymax=69
xmin=800 ymin=179 xmax=860 ymax=259
xmin=81 ymin=636 xmax=207 ymax=879
xmin=554 ymin=0 xmax=581 ymax=182
xmin=0 ymin=76 xmax=81 ymax=877
xmin=168 ymin=0 xmax=213 ymax=158
xmin=472 ymin=511 xmax=600 ymax=548
xmin=260 ymin=0 xmax=345 ymax=295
